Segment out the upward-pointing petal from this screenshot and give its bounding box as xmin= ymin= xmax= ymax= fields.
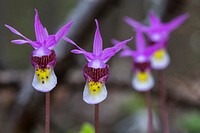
xmin=101 ymin=37 xmax=132 ymax=63
xmin=34 ymin=9 xmax=48 ymax=43
xmin=148 ymin=11 xmax=161 ymax=26
xmin=93 ymin=19 xmax=103 ymax=55
xmin=55 ymin=20 xmax=74 ymax=43
xmin=135 ymin=29 xmax=145 ymax=52
xmin=166 ymin=13 xmax=189 ymax=32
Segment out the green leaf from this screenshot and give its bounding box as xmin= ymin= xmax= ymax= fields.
xmin=79 ymin=123 xmax=95 ymax=133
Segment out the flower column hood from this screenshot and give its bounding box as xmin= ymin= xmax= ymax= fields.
xmin=64 ymin=20 xmax=132 ymax=104
xmin=6 ymin=9 xmax=74 ymax=92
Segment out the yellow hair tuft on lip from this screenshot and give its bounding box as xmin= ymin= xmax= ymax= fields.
xmin=35 ymin=68 xmax=50 ymax=84
xmin=88 ymin=81 xmax=103 ymax=96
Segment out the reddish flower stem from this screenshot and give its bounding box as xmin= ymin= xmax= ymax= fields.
xmin=95 ymin=104 xmax=99 ymax=133
xmin=45 ymin=92 xmax=50 ymax=133
xmin=158 ymin=70 xmax=170 ymax=133
xmin=145 ymin=91 xmax=153 ymax=133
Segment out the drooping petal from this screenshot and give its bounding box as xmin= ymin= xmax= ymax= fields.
xmin=93 ymin=19 xmax=103 ymax=55
xmin=11 ymin=39 xmax=29 ymax=44
xmin=54 ymin=20 xmax=74 ymax=43
xmin=71 ymin=49 xmax=94 ymax=61
xmin=132 ymin=71 xmax=154 ymax=92
xmin=5 ymin=24 xmax=41 ymax=49
xmin=150 ymin=49 xmax=170 ymax=70
xmin=32 ymin=68 xmax=57 ymax=92
xmin=34 ymin=9 xmax=48 ymax=43
xmin=63 ymin=37 xmax=94 ymax=61
xmin=166 ymin=13 xmax=189 ymax=32
xmin=64 ymin=37 xmax=85 ymax=51
xmin=101 ymin=37 xmax=132 ymax=63
xmin=83 ymin=82 xmax=107 ymax=105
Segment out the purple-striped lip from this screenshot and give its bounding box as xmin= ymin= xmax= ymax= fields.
xmin=133 ymin=61 xmax=151 ymax=72
xmin=31 ymin=50 xmax=56 ymax=69
xmin=83 ymin=63 xmax=110 ymax=82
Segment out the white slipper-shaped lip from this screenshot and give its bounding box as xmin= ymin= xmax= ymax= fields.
xmin=132 ymin=71 xmax=154 ymax=92
xmin=32 ymin=68 xmax=57 ymax=92
xmin=83 ymin=82 xmax=107 ymax=105
xmin=151 ymin=49 xmax=170 ymax=70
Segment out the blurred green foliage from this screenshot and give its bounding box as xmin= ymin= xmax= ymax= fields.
xmin=178 ymin=111 xmax=200 ymax=133
xmin=79 ymin=123 xmax=95 ymax=133
xmin=122 ymin=93 xmax=146 ymax=113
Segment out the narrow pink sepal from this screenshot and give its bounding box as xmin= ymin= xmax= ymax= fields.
xmin=34 ymin=9 xmax=48 ymax=43
xmin=93 ymin=19 xmax=103 ymax=55
xmin=55 ymin=20 xmax=74 ymax=42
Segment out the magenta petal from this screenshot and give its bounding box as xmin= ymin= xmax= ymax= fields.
xmin=11 ymin=39 xmax=29 ymax=44
xmin=34 ymin=9 xmax=48 ymax=43
xmin=71 ymin=49 xmax=86 ymax=54
xmin=63 ymin=37 xmax=77 ymax=46
xmin=71 ymin=49 xmax=94 ymax=62
xmin=101 ymin=37 xmax=132 ymax=63
xmin=148 ymin=11 xmax=161 ymax=26
xmin=119 ymin=49 xmax=135 ymax=58
xmin=124 ymin=16 xmax=144 ymax=30
xmin=44 ymin=35 xmax=56 ymax=50
xmin=166 ymin=13 xmax=189 ymax=32
xmin=63 ymin=37 xmax=86 ymax=52
xmin=93 ymin=19 xmax=103 ymax=55
xmin=5 ymin=24 xmax=41 ymax=49
xmin=145 ymin=41 xmax=165 ymax=56
xmin=110 ymin=37 xmax=133 ymax=53
xmin=135 ymin=29 xmax=145 ymax=52
xmin=55 ymin=20 xmax=74 ymax=42
xmin=64 ymin=37 xmax=95 ymax=62
xmin=5 ymin=25 xmax=30 ymax=40
xmin=111 ymin=38 xmax=130 ymax=50
xmin=111 ymin=39 xmax=120 ymax=44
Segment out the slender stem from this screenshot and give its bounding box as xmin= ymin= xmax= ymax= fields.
xmin=158 ymin=70 xmax=170 ymax=133
xmin=145 ymin=91 xmax=153 ymax=133
xmin=45 ymin=92 xmax=50 ymax=133
xmin=95 ymin=104 xmax=99 ymax=133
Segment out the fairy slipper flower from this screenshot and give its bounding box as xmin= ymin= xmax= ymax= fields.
xmin=117 ymin=29 xmax=164 ymax=91
xmin=124 ymin=12 xmax=188 ymax=70
xmin=5 ymin=9 xmax=74 ymax=92
xmin=64 ymin=20 xmax=132 ymax=104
